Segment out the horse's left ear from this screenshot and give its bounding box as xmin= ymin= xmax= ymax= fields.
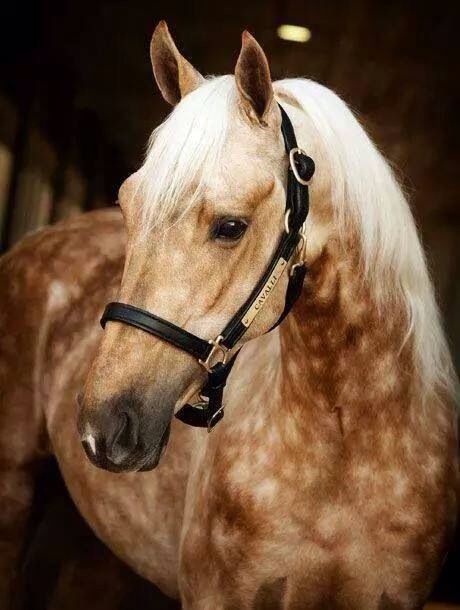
xmin=235 ymin=31 xmax=275 ymax=124
xmin=150 ymin=21 xmax=204 ymax=106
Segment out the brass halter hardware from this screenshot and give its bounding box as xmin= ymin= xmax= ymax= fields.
xmin=198 ymin=335 xmax=229 ymax=373
xmin=287 ymin=221 xmax=307 ymax=277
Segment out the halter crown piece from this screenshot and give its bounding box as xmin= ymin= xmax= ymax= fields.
xmin=101 ymin=104 xmax=315 ymax=431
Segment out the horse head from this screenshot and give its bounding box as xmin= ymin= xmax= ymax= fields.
xmin=77 ymin=22 xmax=322 ymax=472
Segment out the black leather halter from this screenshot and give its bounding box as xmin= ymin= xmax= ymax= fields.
xmin=101 ymin=104 xmax=315 ymax=430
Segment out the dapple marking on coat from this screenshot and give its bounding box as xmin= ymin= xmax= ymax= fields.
xmin=0 ymin=20 xmax=458 ymax=610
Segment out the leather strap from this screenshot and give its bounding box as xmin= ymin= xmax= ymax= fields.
xmin=279 ymin=104 xmax=314 ymax=230
xmin=101 ymin=302 xmax=212 ymax=361
xmin=270 ymin=263 xmax=307 ymax=331
xmin=219 ymin=229 xmax=301 ymax=348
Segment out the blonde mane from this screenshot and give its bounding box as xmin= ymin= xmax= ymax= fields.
xmin=138 ymin=75 xmax=457 ymax=403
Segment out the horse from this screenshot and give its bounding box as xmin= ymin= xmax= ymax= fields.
xmin=0 ymin=20 xmax=458 ymax=610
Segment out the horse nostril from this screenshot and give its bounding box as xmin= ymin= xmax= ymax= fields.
xmin=106 ymin=410 xmax=139 ymax=466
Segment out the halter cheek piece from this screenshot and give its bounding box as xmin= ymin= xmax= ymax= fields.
xmin=101 ymin=104 xmax=315 ymax=431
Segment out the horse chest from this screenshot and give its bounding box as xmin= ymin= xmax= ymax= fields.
xmin=182 ymin=462 xmax=363 ymax=608
xmin=180 ymin=410 xmax=456 ymax=609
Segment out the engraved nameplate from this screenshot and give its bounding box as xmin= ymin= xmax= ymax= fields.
xmin=242 ymin=258 xmax=288 ymax=328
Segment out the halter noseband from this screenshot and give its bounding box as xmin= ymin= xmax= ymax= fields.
xmin=100 ymin=104 xmax=315 ymax=431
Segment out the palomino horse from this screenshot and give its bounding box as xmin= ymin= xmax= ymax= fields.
xmin=0 ymin=21 xmax=458 ymax=610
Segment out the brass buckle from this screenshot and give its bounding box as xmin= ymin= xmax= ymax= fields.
xmin=290 ymin=226 xmax=307 ymax=276
xmin=289 ymin=147 xmax=311 ymax=186
xmin=198 ymin=335 xmax=229 ymax=373
xmin=284 ymin=210 xmax=308 ymax=240
xmin=297 ymin=225 xmax=307 ymax=255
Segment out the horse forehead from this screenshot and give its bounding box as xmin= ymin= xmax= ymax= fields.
xmin=202 ymin=135 xmax=282 ymax=207
xmin=203 ymin=171 xmax=277 ymax=210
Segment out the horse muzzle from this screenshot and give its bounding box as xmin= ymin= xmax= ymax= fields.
xmin=77 ymin=391 xmax=172 ymax=473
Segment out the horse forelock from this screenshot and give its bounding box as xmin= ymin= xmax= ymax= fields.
xmin=136 ymin=75 xmax=236 ymax=235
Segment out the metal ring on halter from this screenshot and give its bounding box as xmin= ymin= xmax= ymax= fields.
xmin=289 ymin=225 xmax=307 ymax=277
xmin=297 ymin=228 xmax=306 ymax=253
xmin=285 ymin=209 xmax=307 ymax=244
xmin=198 ymin=335 xmax=229 ymax=373
xmin=284 ymin=209 xmax=291 ymax=234
xmin=289 ymin=147 xmax=312 ymax=186
xmin=290 ymin=262 xmax=304 ymax=277
xmin=207 ymin=404 xmax=225 ymax=433
xmin=290 ymin=235 xmax=307 ymax=276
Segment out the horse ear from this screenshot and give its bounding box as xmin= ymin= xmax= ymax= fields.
xmin=235 ymin=31 xmax=274 ymax=124
xmin=150 ymin=21 xmax=204 ymax=106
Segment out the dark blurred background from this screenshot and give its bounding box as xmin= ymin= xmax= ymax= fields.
xmin=1 ymin=1 xmax=459 ymax=608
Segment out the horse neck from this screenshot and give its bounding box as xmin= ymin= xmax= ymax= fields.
xmin=278 ymin=241 xmax=414 ymax=437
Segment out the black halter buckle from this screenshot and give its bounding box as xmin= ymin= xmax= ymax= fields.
xmin=175 ymin=356 xmax=237 ymax=430
xmin=100 ymin=103 xmax=315 ymax=431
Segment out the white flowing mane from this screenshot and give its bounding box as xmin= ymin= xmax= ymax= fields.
xmin=138 ymin=75 xmax=457 ymax=402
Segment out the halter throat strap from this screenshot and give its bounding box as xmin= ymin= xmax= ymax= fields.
xmin=100 ymin=103 xmax=314 ymax=430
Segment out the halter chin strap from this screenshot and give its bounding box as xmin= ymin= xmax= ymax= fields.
xmin=100 ymin=104 xmax=315 ymax=431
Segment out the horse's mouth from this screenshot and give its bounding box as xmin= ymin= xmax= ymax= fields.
xmin=138 ymin=422 xmax=171 ymax=471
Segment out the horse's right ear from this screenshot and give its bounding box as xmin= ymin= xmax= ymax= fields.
xmin=235 ymin=31 xmax=274 ymax=125
xmin=150 ymin=21 xmax=204 ymax=106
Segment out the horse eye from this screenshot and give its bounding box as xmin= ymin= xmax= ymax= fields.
xmin=213 ymin=218 xmax=248 ymax=241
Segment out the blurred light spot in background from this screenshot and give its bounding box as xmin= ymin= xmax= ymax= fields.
xmin=277 ymin=24 xmax=312 ymax=43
